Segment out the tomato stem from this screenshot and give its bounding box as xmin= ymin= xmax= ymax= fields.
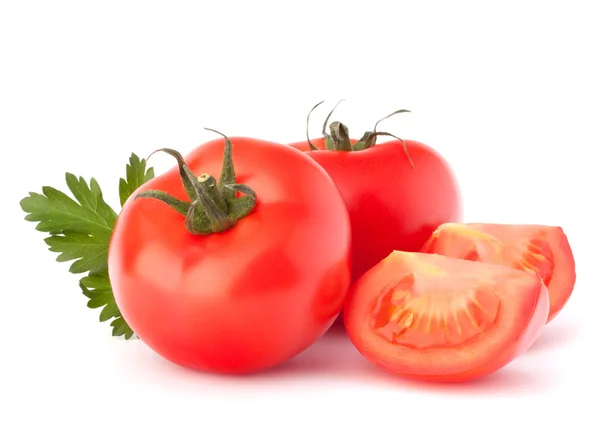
xmin=363 ymin=132 xmax=415 ymax=168
xmin=306 ymin=100 xmax=325 ymax=151
xmin=373 ymin=109 xmax=412 ymax=133
xmin=322 ymin=99 xmax=345 ymax=151
xmin=208 ymin=128 xmax=237 ymax=206
xmin=136 ymin=132 xmax=257 ymax=235
xmin=136 ymin=190 xmax=191 ymax=215
xmin=305 ymin=101 xmax=414 ymax=165
xmin=198 ymin=173 xmax=228 ymax=212
xmin=329 ymin=121 xmax=353 ymax=151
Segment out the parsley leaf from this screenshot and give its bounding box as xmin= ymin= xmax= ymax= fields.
xmin=45 ymin=231 xmax=109 ymax=275
xmin=80 ymin=271 xmax=134 ymax=339
xmin=20 ymin=153 xmax=154 ymax=340
xmin=21 ymin=175 xmax=117 ymax=270
xmin=119 ymin=154 xmax=155 ymax=207
xmin=21 ymin=179 xmax=115 ymax=237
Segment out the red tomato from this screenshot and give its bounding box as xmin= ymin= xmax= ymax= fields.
xmin=344 ymin=251 xmax=549 ymax=382
xmin=108 ymin=136 xmax=352 ymax=374
xmin=289 ymin=136 xmax=462 ymax=282
xmin=421 ymin=223 xmax=576 ymax=322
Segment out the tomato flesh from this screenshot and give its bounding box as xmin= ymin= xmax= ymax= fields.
xmin=372 ymin=272 xmax=501 ymax=349
xmin=344 ymin=251 xmax=549 ymax=382
xmin=421 ymin=223 xmax=575 ymax=322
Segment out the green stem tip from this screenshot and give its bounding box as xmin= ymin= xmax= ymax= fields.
xmin=304 ymin=100 xmax=414 ymax=167
xmin=136 ymin=131 xmax=257 ymax=235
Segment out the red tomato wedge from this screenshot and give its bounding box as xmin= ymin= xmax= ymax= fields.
xmin=421 ymin=223 xmax=576 ymax=322
xmin=344 ymin=251 xmax=549 ymax=382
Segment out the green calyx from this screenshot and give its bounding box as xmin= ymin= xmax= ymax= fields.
xmin=306 ymin=101 xmax=415 ymax=168
xmin=136 ymin=129 xmax=257 ymax=235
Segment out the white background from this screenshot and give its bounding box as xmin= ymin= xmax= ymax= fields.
xmin=1 ymin=1 xmax=598 ymax=435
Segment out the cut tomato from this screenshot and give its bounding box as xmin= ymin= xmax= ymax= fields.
xmin=421 ymin=223 xmax=575 ymax=322
xmin=343 ymin=251 xmax=549 ymax=382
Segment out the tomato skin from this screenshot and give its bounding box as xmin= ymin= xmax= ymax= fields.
xmin=343 ymin=251 xmax=549 ymax=382
xmin=108 ymin=137 xmax=352 ymax=374
xmin=421 ymin=223 xmax=576 ymax=322
xmin=289 ymin=137 xmax=462 ymax=282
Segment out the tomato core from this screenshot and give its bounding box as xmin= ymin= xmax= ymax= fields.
xmin=512 ymin=237 xmax=554 ymax=285
xmin=427 ymin=224 xmax=556 ymax=288
xmin=421 ymin=223 xmax=574 ymax=322
xmin=371 ymin=269 xmax=501 ymax=349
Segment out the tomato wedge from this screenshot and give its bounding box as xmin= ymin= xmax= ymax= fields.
xmin=421 ymin=223 xmax=575 ymax=322
xmin=344 ymin=251 xmax=549 ymax=382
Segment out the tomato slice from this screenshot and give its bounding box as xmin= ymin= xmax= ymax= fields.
xmin=421 ymin=223 xmax=575 ymax=322
xmin=343 ymin=251 xmax=549 ymax=382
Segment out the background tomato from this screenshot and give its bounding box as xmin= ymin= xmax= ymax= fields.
xmin=108 ymin=136 xmax=352 ymax=374
xmin=344 ymin=251 xmax=549 ymax=382
xmin=421 ymin=223 xmax=576 ymax=322
xmin=290 ymin=135 xmax=462 ymax=282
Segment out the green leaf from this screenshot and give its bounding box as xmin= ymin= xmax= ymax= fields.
xmin=21 ymin=175 xmax=117 ymax=259
xmin=21 ymin=185 xmax=115 ymax=237
xmin=80 ymin=273 xmax=112 ymax=290
xmin=45 ymin=232 xmax=109 ymax=275
xmin=99 ymin=304 xmax=120 ymax=322
xmin=67 ymin=174 xmax=118 ymax=227
xmin=20 ymin=152 xmax=154 ymax=340
xmin=119 ymin=153 xmax=155 ymax=207
xmin=80 ymin=271 xmax=135 ymax=339
xmin=110 ymin=317 xmax=135 ymax=339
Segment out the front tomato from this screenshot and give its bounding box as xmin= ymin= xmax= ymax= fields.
xmin=108 ymin=134 xmax=352 ymax=374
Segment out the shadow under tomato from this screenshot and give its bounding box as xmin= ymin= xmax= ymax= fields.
xmin=260 ymin=325 xmax=370 ymax=378
xmin=122 ymin=321 xmax=554 ymax=395
xmin=357 ymin=362 xmax=553 ymax=396
xmin=250 ymin=325 xmax=554 ymax=395
xmin=525 ymin=318 xmax=578 ymax=355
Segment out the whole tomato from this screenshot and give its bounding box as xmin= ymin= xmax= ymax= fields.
xmin=289 ymin=105 xmax=462 ymax=282
xmin=108 ymin=131 xmax=352 ymax=374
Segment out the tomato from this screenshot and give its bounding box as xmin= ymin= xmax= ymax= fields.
xmin=289 ymin=135 xmax=462 ymax=283
xmin=108 ymin=134 xmax=352 ymax=374
xmin=344 ymin=251 xmax=549 ymax=382
xmin=421 ymin=223 xmax=576 ymax=322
